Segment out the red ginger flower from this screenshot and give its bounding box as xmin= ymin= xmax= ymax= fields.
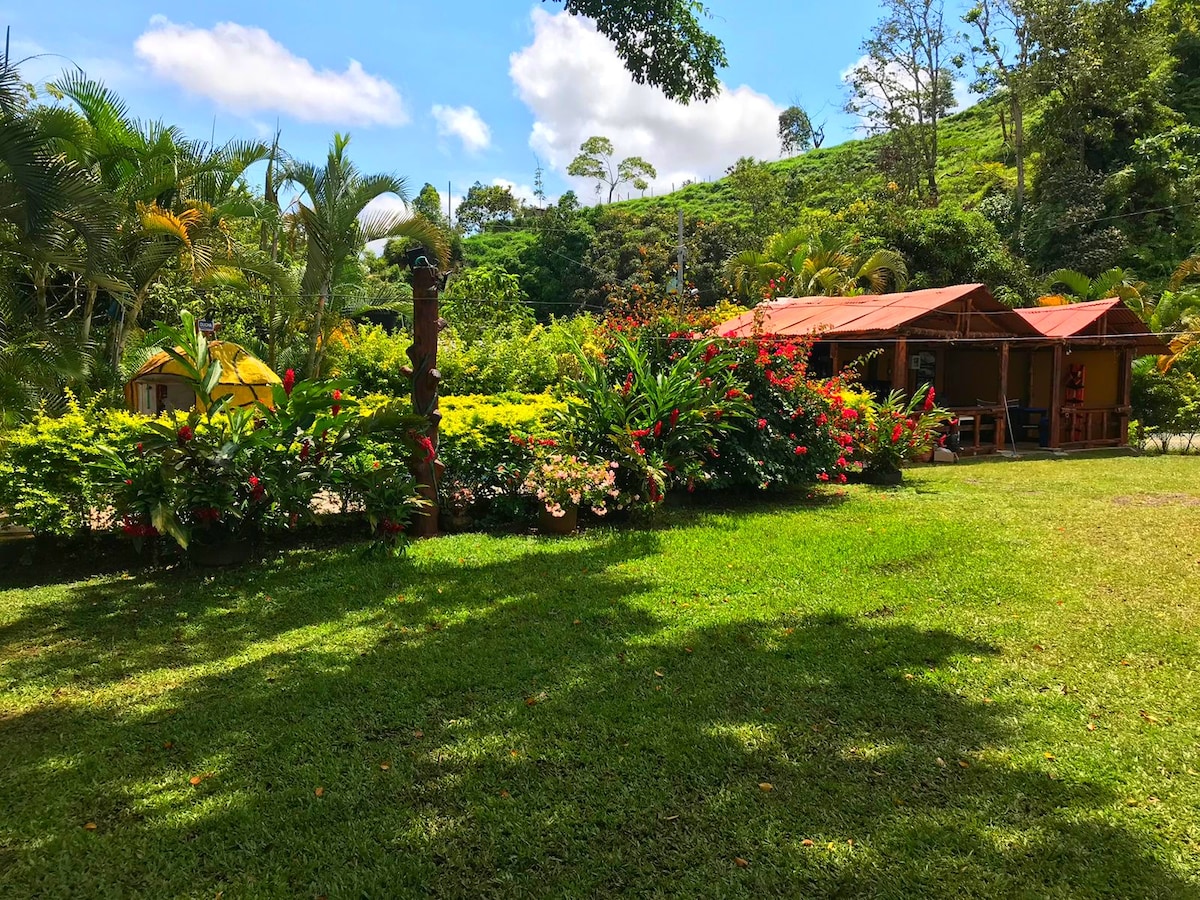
xmin=331 ymin=389 xmax=342 ymax=417
xmin=670 ymin=408 xmax=679 ymax=427
xmin=177 ymin=425 xmax=194 ymax=444
xmin=653 ymin=420 xmax=663 ymax=437
xmin=794 ymin=445 xmax=808 ymax=455
xmin=283 ymin=368 xmax=296 ymax=396
xmin=923 ymin=387 xmax=936 ymax=412
xmin=757 ymin=418 xmax=768 ymax=430
xmin=891 ymin=423 xmax=904 ymax=443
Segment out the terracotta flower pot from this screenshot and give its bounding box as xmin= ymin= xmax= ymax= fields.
xmin=538 ymin=505 xmax=578 ymax=535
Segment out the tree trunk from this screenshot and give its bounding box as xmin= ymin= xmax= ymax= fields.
xmin=304 ymin=283 xmax=327 ymax=380
xmin=113 ymin=285 xmax=152 ymax=369
xmin=1011 ymin=91 xmax=1026 ymax=225
xmin=81 ymin=285 xmax=97 ymax=347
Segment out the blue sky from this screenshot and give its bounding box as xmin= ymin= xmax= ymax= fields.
xmin=3 ymin=1 xmax=974 ymax=211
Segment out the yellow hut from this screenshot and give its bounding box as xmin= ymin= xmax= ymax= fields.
xmin=124 ymin=342 xmax=282 ymax=415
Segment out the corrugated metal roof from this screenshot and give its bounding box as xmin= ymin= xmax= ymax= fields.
xmin=1015 ymin=299 xmax=1168 ymax=353
xmin=718 ymin=284 xmax=1039 ymax=339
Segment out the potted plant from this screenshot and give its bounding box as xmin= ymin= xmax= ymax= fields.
xmin=522 ymin=452 xmax=621 ymax=535
xmin=854 ymin=385 xmax=948 ymax=484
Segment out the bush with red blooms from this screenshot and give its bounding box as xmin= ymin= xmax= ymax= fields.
xmin=852 ymin=384 xmax=949 ymax=476
xmin=104 ymin=313 xmax=430 ymax=558
xmin=559 ymin=329 xmax=752 ymax=506
xmin=702 ymin=334 xmax=859 ymax=489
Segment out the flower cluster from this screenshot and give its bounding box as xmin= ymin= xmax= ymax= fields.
xmin=852 ymin=385 xmax=948 ymax=475
xmin=522 ymin=452 xmax=622 ymax=518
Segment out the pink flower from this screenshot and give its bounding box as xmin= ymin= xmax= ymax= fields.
xmin=283 ymin=368 xmax=296 ymax=396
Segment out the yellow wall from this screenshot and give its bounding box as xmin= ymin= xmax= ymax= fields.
xmin=1070 ymin=350 xmax=1121 ymax=408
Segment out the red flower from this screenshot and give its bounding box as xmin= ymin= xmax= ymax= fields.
xmin=725 ymin=388 xmax=741 ymax=399
xmin=794 ymin=446 xmax=808 ymax=455
xmin=299 ymin=441 xmax=311 ymax=461
xmin=923 ymin=387 xmax=936 ymax=412
xmin=653 ymin=420 xmax=663 ymax=437
xmin=838 ymin=473 xmax=848 ymax=484
xmin=417 ymin=435 xmax=436 ymax=463
xmin=331 ymin=389 xmax=342 ymax=417
xmin=815 ymin=413 xmax=828 ymax=426
xmin=757 ymin=418 xmax=768 ymax=430
xmin=817 ymin=472 xmax=830 ymax=482
xmin=670 ymin=408 xmax=680 ymax=427
xmin=837 ymin=456 xmax=848 ymax=468
xmin=621 ymin=372 xmax=634 ymax=396
xmin=248 ymin=475 xmax=265 ymax=502
xmin=631 ymin=428 xmax=651 ymax=439
xmin=283 ymin=368 xmax=296 ymax=396
xmin=136 ymin=442 xmax=144 ymax=455
xmin=891 ymin=423 xmax=904 ymax=443
xmin=703 ymin=343 xmax=720 ymax=363
xmin=177 ymin=425 xmax=194 ymax=444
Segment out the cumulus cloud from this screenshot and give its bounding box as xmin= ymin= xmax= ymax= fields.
xmin=509 ymin=10 xmax=783 ymax=198
xmin=134 ymin=17 xmax=406 ymax=126
xmin=432 ymin=104 xmax=492 ymax=153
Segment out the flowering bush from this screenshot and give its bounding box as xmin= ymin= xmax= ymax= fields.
xmin=559 ymin=331 xmax=752 ymax=505
xmin=341 ymin=454 xmax=430 ymax=555
xmin=853 ymin=385 xmax=948 ymax=475
xmin=522 ymin=452 xmax=621 ymax=518
xmin=703 ymin=334 xmax=859 ymax=489
xmin=101 ymin=313 xmax=430 ymax=558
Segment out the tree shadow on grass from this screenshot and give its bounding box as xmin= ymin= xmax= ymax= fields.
xmin=1 ymin=542 xmax=1193 ymax=898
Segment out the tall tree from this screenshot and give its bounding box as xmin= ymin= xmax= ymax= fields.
xmin=567 ymin=136 xmax=657 ymax=204
xmin=846 ymin=0 xmax=959 ymax=203
xmin=551 ymin=0 xmax=727 ymax=103
xmin=963 ymin=0 xmax=1035 ymax=221
xmin=283 ymin=134 xmax=447 ymax=378
xmin=455 ymin=181 xmax=519 ymax=234
xmin=778 ymin=105 xmax=823 ymax=155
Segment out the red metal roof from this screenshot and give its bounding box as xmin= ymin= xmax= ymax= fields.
xmin=717 ymin=284 xmax=1039 ymax=339
xmin=1015 ymin=299 xmax=1168 ymax=353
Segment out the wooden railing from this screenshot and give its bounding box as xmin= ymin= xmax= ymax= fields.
xmin=1057 ymin=405 xmax=1130 ymax=448
xmin=945 ymin=405 xmax=1008 ymax=455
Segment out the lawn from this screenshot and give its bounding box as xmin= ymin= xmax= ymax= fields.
xmin=2 ymin=457 xmax=1199 ymax=898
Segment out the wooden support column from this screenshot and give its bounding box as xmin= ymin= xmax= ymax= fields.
xmin=1049 ymin=342 xmax=1065 ymax=449
xmin=892 ymin=337 xmax=908 ymax=393
xmin=997 ymin=341 xmax=1010 ymax=450
xmin=1118 ymin=346 xmax=1134 ymax=445
xmin=829 ymin=341 xmax=841 ymax=376
xmin=407 ymin=252 xmax=443 ymax=537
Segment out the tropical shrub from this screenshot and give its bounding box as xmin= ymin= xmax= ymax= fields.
xmin=437 ymin=393 xmax=566 ymax=521
xmin=1132 ymin=361 xmax=1200 ymax=452
xmin=853 ymin=385 xmax=949 ymax=475
xmin=0 ymin=398 xmax=146 ymax=537
xmin=559 ymin=331 xmax=752 ymax=504
xmin=437 ymin=316 xmax=601 ymax=396
xmin=705 ymin=336 xmax=860 ymax=489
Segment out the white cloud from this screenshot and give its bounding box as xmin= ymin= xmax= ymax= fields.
xmin=134 ymin=17 xmax=407 ymax=126
xmin=431 ymin=104 xmax=491 ymax=153
xmin=509 ymin=10 xmax=783 ymax=199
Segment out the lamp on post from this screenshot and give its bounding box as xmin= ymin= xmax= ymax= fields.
xmin=404 ymin=245 xmax=443 ymax=537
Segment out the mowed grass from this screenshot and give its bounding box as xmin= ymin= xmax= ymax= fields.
xmin=2 ymin=457 xmax=1199 ymax=898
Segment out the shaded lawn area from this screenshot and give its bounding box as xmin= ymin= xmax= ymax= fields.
xmin=2 ymin=458 xmax=1199 ymax=898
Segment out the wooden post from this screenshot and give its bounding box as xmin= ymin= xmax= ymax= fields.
xmin=1118 ymin=347 xmax=1134 ymax=445
xmin=892 ymin=337 xmax=908 ymax=393
xmin=407 ymin=252 xmax=442 ymax=537
xmin=997 ymin=342 xmax=1010 ymax=450
xmin=828 ymin=341 xmax=840 ymax=377
xmin=1049 ymin=343 xmax=1065 ymax=449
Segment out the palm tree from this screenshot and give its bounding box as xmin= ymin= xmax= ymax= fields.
xmin=1150 ymin=251 xmax=1200 ymax=370
xmin=48 ymin=72 xmax=290 ymax=366
xmin=1037 ymin=268 xmax=1146 ymax=308
xmin=283 ymin=133 xmax=447 ymax=378
xmin=726 ymin=228 xmax=908 ymax=301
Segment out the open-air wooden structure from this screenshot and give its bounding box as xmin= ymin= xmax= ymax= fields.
xmin=718 ymin=285 xmax=1168 ymax=454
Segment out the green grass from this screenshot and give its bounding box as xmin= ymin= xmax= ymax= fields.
xmin=3 ymin=457 xmax=1199 ymax=898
